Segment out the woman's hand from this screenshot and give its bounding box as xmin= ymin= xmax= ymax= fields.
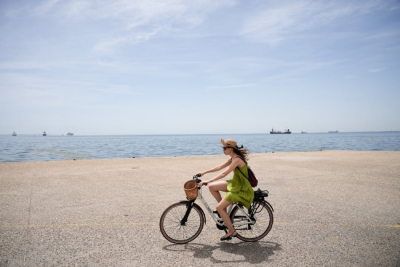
xmin=199 ymin=180 xmax=209 ymax=187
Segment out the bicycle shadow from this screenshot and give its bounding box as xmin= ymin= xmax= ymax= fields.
xmin=163 ymin=241 xmax=281 ymax=264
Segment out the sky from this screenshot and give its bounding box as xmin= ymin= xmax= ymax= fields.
xmin=1 ymin=0 xmax=400 ymax=135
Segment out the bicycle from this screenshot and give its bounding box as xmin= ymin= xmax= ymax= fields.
xmin=159 ymin=174 xmax=274 ymax=244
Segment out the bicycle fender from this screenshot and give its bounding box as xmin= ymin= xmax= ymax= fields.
xmin=264 ymin=200 xmax=274 ymax=212
xmin=179 ymin=200 xmax=207 ymax=225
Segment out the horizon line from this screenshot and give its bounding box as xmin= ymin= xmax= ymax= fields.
xmin=2 ymin=130 xmax=400 ymax=136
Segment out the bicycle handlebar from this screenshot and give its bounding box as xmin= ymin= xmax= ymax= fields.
xmin=192 ymin=173 xmax=204 ymax=186
xmin=193 ymin=173 xmax=201 ymax=178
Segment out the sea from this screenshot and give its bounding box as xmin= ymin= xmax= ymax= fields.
xmin=1 ymin=132 xmax=399 ymax=163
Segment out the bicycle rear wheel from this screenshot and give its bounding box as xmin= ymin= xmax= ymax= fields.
xmin=160 ymin=201 xmax=205 ymax=244
xmin=230 ymin=200 xmax=273 ymax=242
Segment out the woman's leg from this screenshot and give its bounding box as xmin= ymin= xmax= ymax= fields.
xmin=216 ymin=199 xmax=236 ymax=236
xmin=208 ymin=181 xmax=228 ymax=203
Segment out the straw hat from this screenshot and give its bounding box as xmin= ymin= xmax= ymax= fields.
xmin=221 ymin=138 xmax=237 ymax=148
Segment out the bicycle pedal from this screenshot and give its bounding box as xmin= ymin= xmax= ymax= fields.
xmin=213 ymin=210 xmax=221 ymax=216
xmin=216 ymin=222 xmax=226 ymax=231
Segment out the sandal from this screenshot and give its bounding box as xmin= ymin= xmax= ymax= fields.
xmin=220 ymin=231 xmax=238 ymax=241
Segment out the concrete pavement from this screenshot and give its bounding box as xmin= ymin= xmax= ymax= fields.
xmin=1 ymin=151 xmax=399 ymax=266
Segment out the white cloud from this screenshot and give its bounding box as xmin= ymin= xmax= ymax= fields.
xmin=0 ymin=72 xmax=140 ymax=110
xmin=389 ymin=5 xmax=400 ymax=11
xmin=93 ymin=37 xmax=130 ymax=53
xmin=208 ymin=83 xmax=257 ymax=90
xmin=32 ymin=0 xmax=237 ymax=51
xmin=369 ymin=68 xmax=385 ymax=73
xmin=240 ymin=0 xmax=387 ymax=44
xmin=34 ymin=0 xmax=62 ymax=15
xmin=94 ymin=25 xmax=167 ymax=52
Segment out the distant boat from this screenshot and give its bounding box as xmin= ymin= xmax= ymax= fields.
xmin=66 ymin=133 xmax=74 ymax=136
xmin=270 ymin=128 xmax=291 ymax=134
xmin=12 ymin=131 xmax=17 ymax=136
xmin=328 ymin=131 xmax=339 ymax=133
xmin=301 ymin=131 xmax=308 ymax=134
xmin=43 ymin=131 xmax=47 ymax=136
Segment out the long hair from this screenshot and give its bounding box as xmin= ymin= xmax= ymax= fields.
xmin=232 ymin=146 xmax=250 ymax=165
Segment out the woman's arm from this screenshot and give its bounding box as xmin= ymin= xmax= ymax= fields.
xmin=200 ymin=159 xmax=231 ymax=177
xmin=199 ymin=158 xmax=243 ymax=186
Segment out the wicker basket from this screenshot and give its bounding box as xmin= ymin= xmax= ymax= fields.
xmin=184 ymin=180 xmax=198 ymax=200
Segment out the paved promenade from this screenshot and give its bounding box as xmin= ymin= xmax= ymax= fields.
xmin=1 ymin=151 xmax=399 ymax=266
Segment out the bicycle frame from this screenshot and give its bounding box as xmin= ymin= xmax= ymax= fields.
xmin=191 ymin=185 xmax=255 ymax=229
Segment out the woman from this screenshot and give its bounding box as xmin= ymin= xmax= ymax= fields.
xmin=198 ymin=138 xmax=254 ymax=241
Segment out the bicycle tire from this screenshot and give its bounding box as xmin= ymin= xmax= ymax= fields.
xmin=160 ymin=201 xmax=205 ymax=244
xmin=230 ymin=200 xmax=273 ymax=242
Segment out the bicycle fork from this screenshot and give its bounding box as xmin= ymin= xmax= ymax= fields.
xmin=180 ymin=200 xmax=195 ymax=225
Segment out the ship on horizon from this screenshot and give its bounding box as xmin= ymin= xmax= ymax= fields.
xmin=43 ymin=131 xmax=47 ymax=136
xmin=12 ymin=131 xmax=17 ymax=136
xmin=67 ymin=133 xmax=74 ymax=136
xmin=270 ymin=128 xmax=291 ymax=134
xmin=328 ymin=131 xmax=339 ymax=133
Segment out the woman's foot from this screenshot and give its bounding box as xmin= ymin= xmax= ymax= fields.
xmin=220 ymin=231 xmax=237 ymax=241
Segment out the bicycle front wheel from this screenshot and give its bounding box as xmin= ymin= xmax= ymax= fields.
xmin=159 ymin=201 xmax=205 ymax=244
xmin=230 ymin=200 xmax=273 ymax=242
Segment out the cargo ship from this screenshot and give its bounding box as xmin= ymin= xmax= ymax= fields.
xmin=270 ymin=128 xmax=291 ymax=134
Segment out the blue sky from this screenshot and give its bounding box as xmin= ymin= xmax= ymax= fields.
xmin=1 ymin=0 xmax=399 ymax=135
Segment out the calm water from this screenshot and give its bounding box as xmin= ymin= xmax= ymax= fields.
xmin=1 ymin=132 xmax=399 ymax=162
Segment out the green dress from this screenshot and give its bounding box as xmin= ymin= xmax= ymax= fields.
xmin=224 ymin=165 xmax=254 ymax=208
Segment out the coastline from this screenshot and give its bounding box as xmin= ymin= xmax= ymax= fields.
xmin=2 ymin=131 xmax=400 ymax=163
xmin=1 ymin=151 xmax=399 ymax=266
xmin=1 ymin=149 xmax=400 ymax=164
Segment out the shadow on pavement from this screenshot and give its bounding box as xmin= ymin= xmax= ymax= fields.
xmin=163 ymin=241 xmax=281 ymax=264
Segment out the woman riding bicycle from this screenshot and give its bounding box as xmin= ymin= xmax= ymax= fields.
xmin=198 ymin=138 xmax=254 ymax=241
